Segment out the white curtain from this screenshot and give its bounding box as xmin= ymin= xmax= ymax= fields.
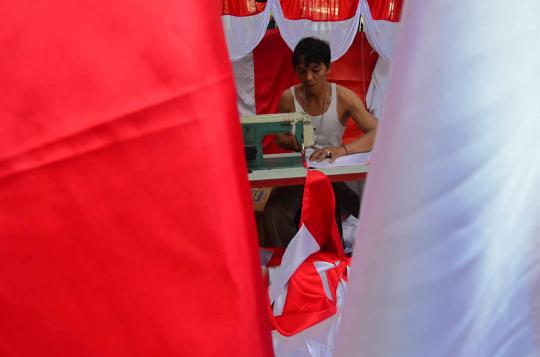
xmin=271 ymin=0 xmax=362 ymax=62
xmin=231 ymin=53 xmax=256 ymax=115
xmin=222 ymin=5 xmax=271 ymax=62
xmin=361 ymin=0 xmax=400 ymax=119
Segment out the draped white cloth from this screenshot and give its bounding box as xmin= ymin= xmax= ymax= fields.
xmin=365 ymin=56 xmax=391 ymax=119
xmin=335 ymin=0 xmax=540 ymax=356
xmin=360 ymin=0 xmax=398 ymax=62
xmin=222 ymin=0 xmax=364 ymax=63
xmin=231 ymin=53 xmax=256 ymax=115
xmin=361 ymin=0 xmax=400 ymax=119
xmin=222 ymin=5 xmax=271 ymax=62
xmin=271 ymin=0 xmax=362 ymax=61
xmin=271 ymin=263 xmax=348 ymax=357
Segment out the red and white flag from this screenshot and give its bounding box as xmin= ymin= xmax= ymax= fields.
xmin=336 ymin=0 xmax=540 ymax=356
xmin=0 ymin=1 xmax=273 ymax=356
xmin=266 ymin=170 xmax=350 ymax=355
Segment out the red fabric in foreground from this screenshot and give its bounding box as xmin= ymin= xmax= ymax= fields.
xmin=279 ymin=0 xmax=360 ymax=21
xmin=0 ymin=1 xmax=273 ymax=356
xmin=253 ymin=29 xmax=378 ymax=153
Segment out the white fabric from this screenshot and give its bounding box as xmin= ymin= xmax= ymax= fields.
xmin=305 ymin=147 xmax=371 ymax=168
xmin=268 ymin=266 xmax=289 ymax=316
xmin=341 ymin=214 xmax=359 ymax=254
xmin=335 ymin=0 xmax=540 ymax=356
xmin=313 ymin=261 xmax=335 ymax=301
xmin=222 ymin=7 xmax=271 ymax=62
xmin=360 ymin=0 xmax=400 ymax=120
xmin=268 ymin=224 xmax=320 ymax=304
xmin=292 ymin=83 xmax=344 ymax=147
xmin=231 ymin=53 xmax=256 ymax=115
xmin=360 ymin=0 xmax=399 ymax=62
xmin=272 ymin=266 xmax=348 ymax=357
xmin=365 ymin=57 xmax=391 ymax=119
xmin=271 ymin=0 xmax=362 ymax=62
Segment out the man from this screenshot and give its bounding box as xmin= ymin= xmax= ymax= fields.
xmin=259 ymin=37 xmax=378 ymax=247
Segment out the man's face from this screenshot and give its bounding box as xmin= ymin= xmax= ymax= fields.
xmin=295 ymin=59 xmax=329 ymax=90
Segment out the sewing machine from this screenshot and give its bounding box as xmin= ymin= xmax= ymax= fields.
xmin=241 ymin=113 xmax=315 ymax=170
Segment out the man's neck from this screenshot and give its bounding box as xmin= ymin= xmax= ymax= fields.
xmin=304 ymin=81 xmax=329 ymax=101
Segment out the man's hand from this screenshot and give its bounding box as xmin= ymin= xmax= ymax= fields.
xmin=276 ymin=133 xmax=302 ymax=151
xmin=308 ymin=146 xmax=347 ymax=163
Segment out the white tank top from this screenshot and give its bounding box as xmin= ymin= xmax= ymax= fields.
xmin=292 ymin=83 xmax=345 ymax=148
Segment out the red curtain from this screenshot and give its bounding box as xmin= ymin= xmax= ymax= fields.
xmin=222 ymin=0 xmax=267 ymax=16
xmin=253 ymin=29 xmax=378 ymax=153
xmin=279 ymin=0 xmax=360 ymax=21
xmin=367 ymin=0 xmax=402 ymax=21
xmin=222 ymin=0 xmax=402 ymax=21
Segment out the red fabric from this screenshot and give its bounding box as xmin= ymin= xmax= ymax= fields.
xmin=0 ymin=1 xmax=273 ymax=356
xmin=301 ymin=170 xmax=344 ymax=257
xmin=253 ymin=29 xmax=378 ymax=152
xmin=221 ymin=0 xmax=402 ymax=21
xmin=222 ymin=0 xmax=267 ymax=16
xmin=279 ymin=0 xmax=359 ymax=21
xmin=270 ymin=252 xmax=348 ymax=336
xmin=368 ymin=0 xmax=403 ymax=21
xmin=266 ymin=171 xmax=348 ymax=336
xmin=266 ymin=247 xmax=286 ymax=267
xmin=253 ymin=29 xmax=297 ymax=154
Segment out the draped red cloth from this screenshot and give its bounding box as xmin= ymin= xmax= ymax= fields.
xmin=368 ymin=0 xmax=402 ymax=21
xmin=222 ymin=0 xmax=267 ymax=16
xmin=279 ymin=0 xmax=360 ymax=21
xmin=0 ymin=0 xmax=273 ymax=356
xmin=253 ymin=29 xmax=378 ymax=153
xmin=271 ymin=252 xmax=349 ymax=335
xmin=221 ymin=0 xmax=402 ymax=21
xmin=266 ymin=170 xmax=349 ymax=336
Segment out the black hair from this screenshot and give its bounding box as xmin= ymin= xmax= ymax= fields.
xmin=292 ymin=37 xmax=331 ymax=68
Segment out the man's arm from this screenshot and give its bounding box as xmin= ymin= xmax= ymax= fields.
xmin=340 ymin=86 xmax=378 ymax=154
xmin=275 ymin=89 xmax=302 ymax=151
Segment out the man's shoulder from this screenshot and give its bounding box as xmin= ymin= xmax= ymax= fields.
xmin=280 ymin=87 xmax=294 ymax=105
xmin=281 ymin=86 xmax=294 ymax=99
xmin=279 ymin=87 xmax=296 ymax=112
xmin=335 ymin=84 xmax=356 ymax=97
xmin=335 ymin=84 xmax=361 ymax=104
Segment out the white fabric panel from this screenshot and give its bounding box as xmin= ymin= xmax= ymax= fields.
xmin=268 ymin=224 xmax=320 ymax=304
xmin=272 ymin=276 xmax=348 ymax=357
xmin=360 ymin=0 xmax=400 ymax=120
xmin=269 ymin=260 xmax=340 ymax=318
xmin=365 ymin=57 xmax=391 ymax=119
xmin=271 ymin=0 xmax=362 ymax=62
xmin=313 ymin=261 xmax=335 ymax=301
xmin=222 ymin=7 xmax=271 ymax=62
xmin=335 ymin=0 xmax=540 ymax=356
xmin=268 ymin=265 xmax=289 ymax=316
xmin=360 ymin=0 xmax=399 ymax=62
xmin=231 ymin=53 xmax=256 ymax=116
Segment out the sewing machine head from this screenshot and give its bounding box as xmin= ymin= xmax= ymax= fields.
xmin=240 ymin=113 xmax=315 ymax=170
